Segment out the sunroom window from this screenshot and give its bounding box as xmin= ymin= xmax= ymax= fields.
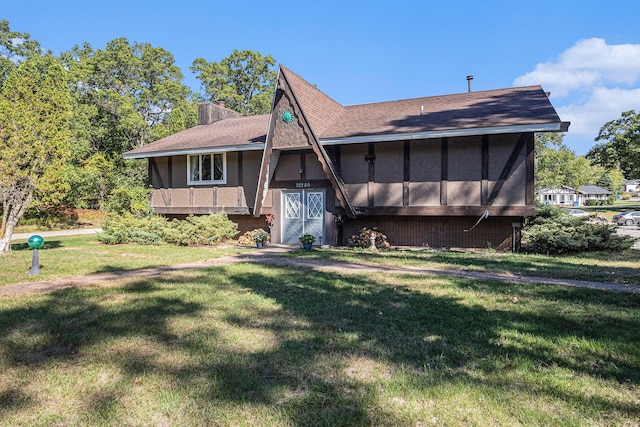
xmin=188 ymin=153 xmax=226 ymax=184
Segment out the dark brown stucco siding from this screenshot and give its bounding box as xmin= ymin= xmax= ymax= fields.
xmin=274 ymin=153 xmax=300 ymax=181
xmin=172 ymin=156 xmax=187 ymax=187
xmin=272 ymin=91 xmax=311 ymax=150
xmin=374 ymin=142 xmax=404 ymax=183
xmin=408 ymin=139 xmax=441 ymax=206
xmin=305 ymin=152 xmax=326 ymax=180
xmin=409 ymin=139 xmax=441 ymax=182
xmin=226 ymin=152 xmax=239 ymax=186
xmin=374 ymin=142 xmax=404 ymax=207
xmin=243 ymin=150 xmax=262 ymax=210
xmin=487 ymin=134 xmax=527 ymax=206
xmin=447 ymin=137 xmax=482 ymax=206
xmin=340 ymin=144 xmax=368 ymax=206
xmin=148 ymin=151 xmax=262 ymax=214
xmin=150 ymin=157 xmax=170 ymax=188
xmin=335 ymin=133 xmax=530 ymax=210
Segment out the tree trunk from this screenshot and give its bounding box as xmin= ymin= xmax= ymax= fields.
xmin=0 ymin=234 xmax=11 ymax=253
xmin=0 ymin=215 xmax=18 ymax=253
xmin=0 ymin=196 xmax=29 ymax=254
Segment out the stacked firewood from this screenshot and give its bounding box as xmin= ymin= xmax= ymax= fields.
xmin=350 ymin=227 xmax=390 ymax=249
xmin=238 ymin=229 xmax=270 ymax=245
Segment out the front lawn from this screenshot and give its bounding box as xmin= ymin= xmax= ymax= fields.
xmin=2 ymin=235 xmax=250 ymax=287
xmin=5 ymin=234 xmax=640 ymax=289
xmin=1 ymin=257 xmax=638 ymax=425
xmin=288 ymin=247 xmax=640 ymax=287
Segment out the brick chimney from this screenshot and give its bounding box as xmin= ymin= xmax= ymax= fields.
xmin=198 ymin=102 xmax=242 ymax=125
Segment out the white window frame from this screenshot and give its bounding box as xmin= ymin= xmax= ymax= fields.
xmin=187 ymin=152 xmax=227 ymax=185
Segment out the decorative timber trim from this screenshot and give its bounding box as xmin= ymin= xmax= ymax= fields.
xmin=367 ymin=142 xmax=375 ymax=207
xmin=237 ymin=151 xmax=243 ymax=207
xmin=481 ymin=135 xmax=489 ymax=205
xmin=403 ymin=140 xmax=410 ymax=206
xmin=440 ymin=138 xmax=448 ymax=206
xmin=154 ymin=206 xmax=251 ymax=215
xmin=525 ymin=133 xmax=535 ymax=205
xmin=149 ymin=158 xmax=171 ymax=206
xmin=259 ymin=66 xmax=355 ymax=217
xmin=269 ymin=179 xmax=332 ymax=189
xmin=253 ymin=88 xmax=281 ymax=216
xmin=355 ymin=205 xmax=535 ymax=216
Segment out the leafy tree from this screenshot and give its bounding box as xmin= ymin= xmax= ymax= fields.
xmin=596 ymin=172 xmax=614 ymax=193
xmin=0 ymin=19 xmax=41 ymax=86
xmin=535 ymin=132 xmax=602 ymax=191
xmin=0 ymin=55 xmax=72 ymax=253
xmin=191 ymin=49 xmax=277 ymax=115
xmin=61 ymin=38 xmax=194 ymax=156
xmin=587 ymin=110 xmax=640 ymax=179
xmin=607 ymin=168 xmax=625 ymax=195
xmin=59 ymin=38 xmax=196 ymax=208
xmin=66 ymin=153 xmax=115 ymax=208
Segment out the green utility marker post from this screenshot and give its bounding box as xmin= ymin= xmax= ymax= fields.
xmin=27 ymin=235 xmax=44 ymax=275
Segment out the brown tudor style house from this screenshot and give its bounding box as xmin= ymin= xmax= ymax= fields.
xmin=124 ymin=66 xmax=569 ymax=251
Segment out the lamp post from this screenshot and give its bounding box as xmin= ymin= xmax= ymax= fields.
xmin=27 ymin=235 xmax=44 ymax=275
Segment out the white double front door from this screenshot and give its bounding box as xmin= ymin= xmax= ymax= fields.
xmin=281 ymin=190 xmax=325 ymax=245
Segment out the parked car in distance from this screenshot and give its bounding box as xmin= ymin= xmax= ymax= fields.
xmin=612 ymin=211 xmax=640 ymax=226
xmin=566 ymin=208 xmax=590 ymax=217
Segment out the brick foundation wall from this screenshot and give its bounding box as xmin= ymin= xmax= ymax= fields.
xmin=341 ymin=216 xmax=520 ymax=251
xmin=165 ymin=213 xmax=520 ymax=251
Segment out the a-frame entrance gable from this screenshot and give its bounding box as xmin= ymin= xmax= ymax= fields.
xmin=254 ymin=65 xmax=356 ymax=217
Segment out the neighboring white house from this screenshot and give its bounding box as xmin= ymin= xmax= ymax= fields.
xmin=538 ymin=185 xmax=612 ymax=206
xmin=538 ymin=186 xmax=578 ymax=206
xmin=623 ymin=179 xmax=640 ymax=193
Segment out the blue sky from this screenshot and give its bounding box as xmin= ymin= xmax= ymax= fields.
xmin=4 ymin=0 xmax=640 ymax=155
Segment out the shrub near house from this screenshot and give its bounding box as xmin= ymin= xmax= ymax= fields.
xmin=523 ymin=205 xmax=634 ymax=254
xmin=99 ymin=212 xmax=238 ymax=246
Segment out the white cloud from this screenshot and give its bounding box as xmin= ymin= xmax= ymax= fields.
xmin=559 ymin=87 xmax=640 ymax=137
xmin=514 ymin=39 xmax=640 ymax=155
xmin=557 ymin=87 xmax=640 ymax=155
xmin=514 ymin=38 xmax=640 ymax=97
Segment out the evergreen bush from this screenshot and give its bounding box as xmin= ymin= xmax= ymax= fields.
xmin=522 ymin=204 xmax=634 ymax=254
xmin=163 ymin=213 xmax=238 ymax=246
xmin=98 ymin=213 xmax=166 ymax=245
xmin=99 ymin=212 xmax=238 ymax=246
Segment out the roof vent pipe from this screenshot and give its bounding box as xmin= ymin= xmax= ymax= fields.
xmin=466 ymin=75 xmax=474 ymax=93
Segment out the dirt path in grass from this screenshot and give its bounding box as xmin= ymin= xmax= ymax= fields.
xmin=2 ymin=245 xmax=639 ymax=297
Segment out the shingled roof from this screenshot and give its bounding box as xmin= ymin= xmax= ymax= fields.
xmin=279 ymin=66 xmax=345 ymax=137
xmin=578 ymin=185 xmax=612 ymax=195
xmin=124 ymin=114 xmax=268 ymax=159
xmin=320 ymin=86 xmax=564 ymax=140
xmin=124 ymin=66 xmax=567 ymax=160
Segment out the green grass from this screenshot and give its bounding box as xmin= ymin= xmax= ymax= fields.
xmin=5 ymin=235 xmax=640 ymax=288
xmin=2 ymin=235 xmax=250 ymax=287
xmin=0 ymin=262 xmax=638 ymax=426
xmin=287 ymin=247 xmax=640 ymax=287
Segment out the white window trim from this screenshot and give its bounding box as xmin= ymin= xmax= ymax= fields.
xmin=187 ymin=152 xmax=227 ymax=185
